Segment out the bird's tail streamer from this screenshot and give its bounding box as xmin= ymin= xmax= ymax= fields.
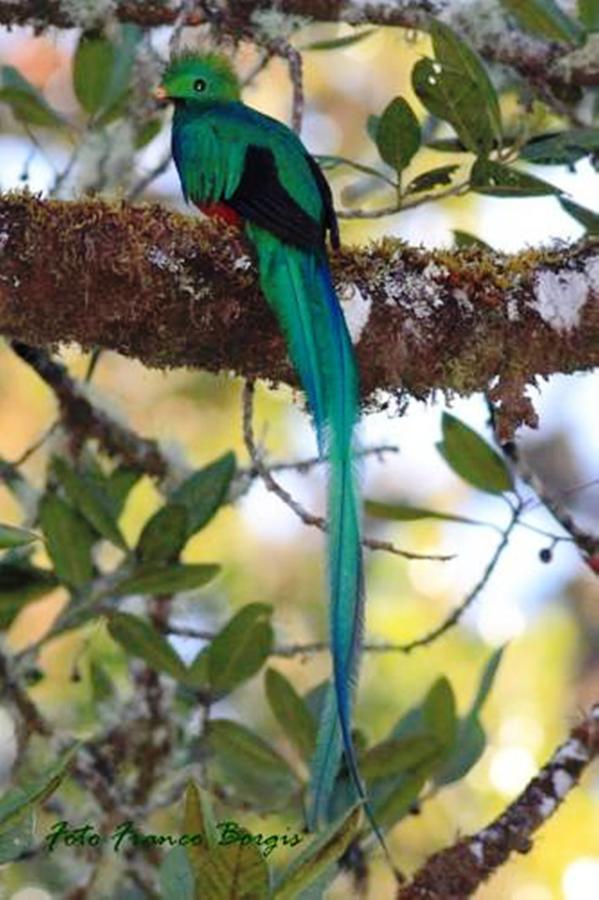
xmin=247 ymin=224 xmax=388 ymax=853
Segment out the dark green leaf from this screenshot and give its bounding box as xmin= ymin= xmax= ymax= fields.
xmin=413 ymin=21 xmax=501 ymax=155
xmin=365 ymin=499 xmax=482 ymax=526
xmin=471 ymin=158 xmax=561 ymax=196
xmin=170 ymin=452 xmax=235 ymax=537
xmin=265 ymin=668 xmax=317 ymax=763
xmin=315 ymin=154 xmax=396 ymax=186
xmin=0 ymin=66 xmax=64 ymax=128
xmin=52 ymin=458 xmax=126 ymax=550
xmin=0 ymin=744 xmax=79 ymax=827
xmin=453 ymin=229 xmax=492 ymax=250
xmin=375 ymin=97 xmax=421 ymax=173
xmin=559 ymin=196 xmax=599 ymax=234
xmin=520 ymin=131 xmax=591 ymax=166
xmin=373 ymin=771 xmax=428 ymax=829
xmin=112 ymin=562 xmax=219 ymax=598
xmin=366 ymin=114 xmax=380 ymax=143
xmin=500 ymin=0 xmax=585 ymax=44
xmin=191 ymin=832 xmax=269 ymax=900
xmin=579 ymin=0 xmax=599 ymax=30
xmin=207 ymin=604 xmax=273 ymax=699
xmin=184 ymin=780 xmax=219 ymax=850
xmin=102 ymin=23 xmax=141 ymax=113
xmin=361 ymin=735 xmax=440 ymax=780
xmin=136 ymin=503 xmax=189 ymax=564
xmin=425 ymin=137 xmax=467 ymax=152
xmin=73 ymin=32 xmax=115 ymax=115
xmin=405 ymin=164 xmax=459 ymax=194
xmin=437 ymin=412 xmax=513 ymax=494
xmin=0 ymin=562 xmax=58 ymax=629
xmin=39 ymin=494 xmax=95 ymax=589
xmin=160 ymin=846 xmax=196 ymax=900
xmin=89 ymin=660 xmax=114 ymax=703
xmin=207 ymin=719 xmax=298 ymax=805
xmin=423 ymin=676 xmax=457 ymax=752
xmin=272 ymin=806 xmax=361 ymax=899
xmin=185 ymin=647 xmax=210 ymax=690
xmin=302 ymin=29 xmax=376 ymax=51
xmin=430 ymin=21 xmax=502 ymax=144
xmin=104 ymin=465 xmax=141 ymax=519
xmin=436 ymin=648 xmax=504 ymax=785
xmin=0 ymin=524 xmax=39 ymax=549
xmin=108 ymin=611 xmax=187 ymax=680
xmin=0 ymin=810 xmax=35 ymax=863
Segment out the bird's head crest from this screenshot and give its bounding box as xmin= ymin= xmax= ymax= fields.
xmin=156 ymin=51 xmax=240 ymax=104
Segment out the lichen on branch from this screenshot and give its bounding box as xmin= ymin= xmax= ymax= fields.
xmin=0 ymin=192 xmax=597 ymax=437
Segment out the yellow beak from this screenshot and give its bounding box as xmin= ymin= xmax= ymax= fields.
xmin=153 ymin=85 xmax=169 ymax=104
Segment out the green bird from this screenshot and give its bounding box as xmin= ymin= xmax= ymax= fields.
xmin=157 ymin=51 xmax=382 ymax=842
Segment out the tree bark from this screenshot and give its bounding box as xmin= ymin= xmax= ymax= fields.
xmin=1 ymin=193 xmax=597 ymax=436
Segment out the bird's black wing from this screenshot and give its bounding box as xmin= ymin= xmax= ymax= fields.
xmin=228 ymin=145 xmax=329 ymax=253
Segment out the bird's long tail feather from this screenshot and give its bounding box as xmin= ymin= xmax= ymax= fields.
xmin=247 ymin=225 xmax=384 ymax=844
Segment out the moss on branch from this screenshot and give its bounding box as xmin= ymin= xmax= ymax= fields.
xmin=1 ymin=192 xmax=597 ymax=436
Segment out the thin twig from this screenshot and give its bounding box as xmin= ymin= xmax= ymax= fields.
xmin=241 ymin=381 xmax=452 ymax=562
xmin=336 ymin=180 xmax=470 ymax=219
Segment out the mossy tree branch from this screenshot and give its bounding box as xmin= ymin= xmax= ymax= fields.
xmin=1 ymin=193 xmax=597 ymax=437
xmin=2 ymin=1 xmax=597 ymax=93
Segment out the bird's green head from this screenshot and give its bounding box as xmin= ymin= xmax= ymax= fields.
xmin=155 ymin=51 xmax=240 ymax=104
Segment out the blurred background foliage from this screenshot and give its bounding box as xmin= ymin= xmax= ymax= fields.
xmin=0 ymin=5 xmax=597 ymax=899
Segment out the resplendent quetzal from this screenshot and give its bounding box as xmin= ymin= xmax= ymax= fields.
xmin=156 ymin=51 xmax=380 ymax=840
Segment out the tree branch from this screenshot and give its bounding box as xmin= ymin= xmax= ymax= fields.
xmin=2 ymin=1 xmax=596 ymax=92
xmin=1 ymin=193 xmax=597 ymax=436
xmin=397 ymin=704 xmax=599 ymax=899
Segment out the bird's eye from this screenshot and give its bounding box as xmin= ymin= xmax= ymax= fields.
xmin=193 ymin=78 xmax=207 ymax=93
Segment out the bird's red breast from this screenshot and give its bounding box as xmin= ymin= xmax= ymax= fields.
xmin=196 ymin=202 xmax=242 ymax=228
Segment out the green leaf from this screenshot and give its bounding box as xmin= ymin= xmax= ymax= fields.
xmin=500 ymin=0 xmax=585 ymax=44
xmin=0 ymin=524 xmax=39 ymax=549
xmin=136 ymin=503 xmax=189 ymax=564
xmin=184 ymin=780 xmax=219 ymax=850
xmin=108 ymin=611 xmax=187 ymax=680
xmin=426 ymin=137 xmax=467 ymax=153
xmin=453 ymin=229 xmax=492 ymax=250
xmin=207 ymin=719 xmax=298 ymax=805
xmin=39 ymin=494 xmax=95 ymax=589
xmin=315 ymin=154 xmax=396 ymax=186
xmin=405 ymin=164 xmax=459 ymax=194
xmin=103 ymin=465 xmax=141 ymax=519
xmin=437 ymin=412 xmax=513 ymax=494
xmin=559 ymin=196 xmax=599 ymax=234
xmin=0 ymin=810 xmax=35 ymax=863
xmin=112 ymin=562 xmax=219 ymax=598
xmin=0 ymin=744 xmax=79 ymax=827
xmin=430 ymin=20 xmax=502 ymax=144
xmin=302 ymin=29 xmax=376 ymax=51
xmin=0 ymin=562 xmax=59 ymax=629
xmin=272 ymin=805 xmax=361 ymax=899
xmin=192 ymin=832 xmax=269 ymax=900
xmin=207 ymin=604 xmax=273 ymax=699
xmin=366 ymin=114 xmax=380 ymax=143
xmin=265 ymin=668 xmax=317 ymax=763
xmin=579 ymin=0 xmax=599 ymax=30
xmin=365 ymin=499 xmax=483 ymax=526
xmin=361 ymin=735 xmax=441 ymax=780
xmin=412 ymin=21 xmax=501 ymax=155
xmin=52 ymin=458 xmax=126 ymax=550
xmin=102 ymin=23 xmax=141 ymax=113
xmin=519 ymin=129 xmax=599 ymax=166
xmin=375 ymin=97 xmax=421 ymax=173
xmin=73 ymin=31 xmax=116 ymax=115
xmin=436 ymin=648 xmax=504 ymax=785
xmin=423 ymin=676 xmax=457 ymax=752
xmin=89 ymin=660 xmax=114 ymax=703
xmin=471 ymin=158 xmax=561 ymax=196
xmin=170 ymin=452 xmax=236 ymax=537
xmin=373 ymin=771 xmax=428 ymax=829
xmin=160 ymin=846 xmax=196 ymax=900
xmin=0 ymin=66 xmax=64 ymax=128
